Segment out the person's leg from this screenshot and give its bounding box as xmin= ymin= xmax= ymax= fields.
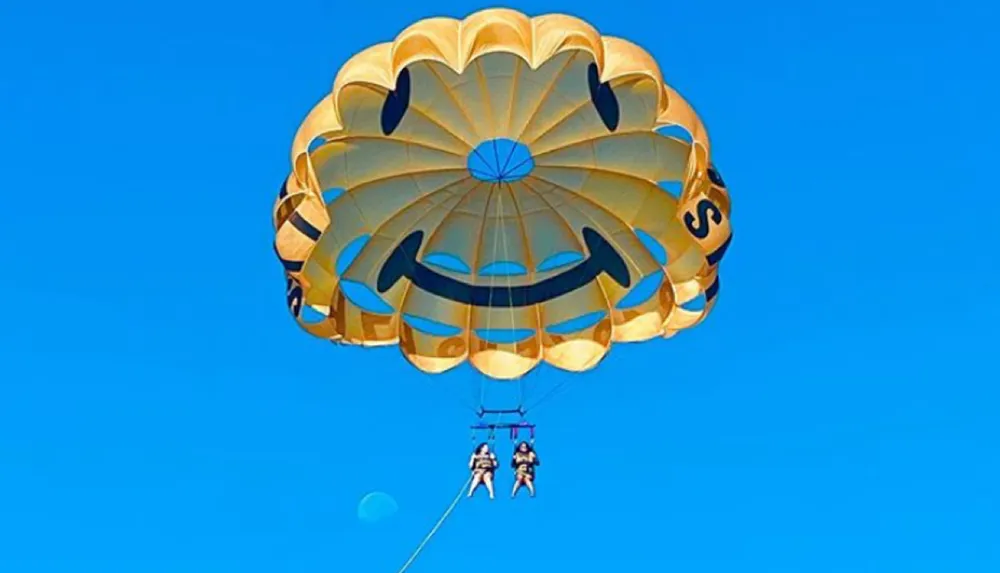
xmin=483 ymin=472 xmax=495 ymax=499
xmin=468 ymin=472 xmax=482 ymax=497
xmin=511 ymin=475 xmax=523 ymax=498
xmin=525 ymin=476 xmax=536 ymax=497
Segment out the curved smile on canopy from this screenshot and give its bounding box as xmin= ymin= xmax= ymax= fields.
xmin=376 ymin=227 xmax=631 ymax=307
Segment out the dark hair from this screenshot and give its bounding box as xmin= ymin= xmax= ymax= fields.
xmin=473 ymin=442 xmax=489 ymax=455
xmin=516 ymin=441 xmax=533 ymax=453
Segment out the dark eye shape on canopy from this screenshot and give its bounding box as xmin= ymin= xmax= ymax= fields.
xmin=380 ymin=68 xmax=411 ymax=136
xmin=587 ymin=62 xmax=620 ymax=132
xmin=707 ymin=164 xmax=725 ymax=188
xmin=379 ymin=61 xmax=621 ymax=136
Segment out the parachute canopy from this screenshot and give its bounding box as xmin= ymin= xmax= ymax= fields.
xmin=273 ymin=8 xmax=732 ymax=380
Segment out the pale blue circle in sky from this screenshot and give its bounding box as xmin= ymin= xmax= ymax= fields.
xmin=357 ymin=491 xmax=398 ymax=524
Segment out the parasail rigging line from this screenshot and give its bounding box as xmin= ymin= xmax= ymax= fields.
xmin=396 ymin=186 xmax=530 ymax=571
xmin=394 ymin=473 xmax=473 ymax=573
xmin=523 ymin=376 xmax=573 ymax=415
xmin=476 ymin=184 xmax=501 ymax=411
xmin=475 ymin=179 xmax=530 ymax=413
xmin=396 ymin=408 xmax=505 ymax=573
xmin=495 ymin=180 xmax=528 ymax=412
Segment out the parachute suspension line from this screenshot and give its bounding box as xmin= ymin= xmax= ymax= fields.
xmin=517 ymin=366 xmax=527 ymax=413
xmin=428 ymin=381 xmax=480 ymax=416
xmin=521 ymin=214 xmax=650 ymax=416
xmin=394 ymin=140 xmax=535 ymax=573
xmin=396 ymin=180 xmax=507 ymax=573
xmin=496 ymin=185 xmax=527 ymax=411
xmin=524 ymin=376 xmax=572 ymax=415
xmin=476 ymin=184 xmax=504 ymax=412
xmin=401 ymin=409 xmax=506 ymax=573
xmin=394 ymin=473 xmax=473 ymax=573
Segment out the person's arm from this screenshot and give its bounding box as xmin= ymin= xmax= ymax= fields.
xmin=468 ymin=455 xmax=475 ymax=470
xmin=510 ymin=455 xmax=518 ymax=468
xmin=491 ymin=453 xmax=498 ymax=468
xmin=532 ymin=453 xmax=540 ymax=466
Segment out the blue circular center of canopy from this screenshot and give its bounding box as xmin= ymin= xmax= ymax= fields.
xmin=467 ymin=138 xmax=534 ymax=183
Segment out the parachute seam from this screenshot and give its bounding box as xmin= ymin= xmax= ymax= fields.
xmin=528 ymin=175 xmax=668 ymax=340
xmin=312 ymin=174 xmax=469 ymax=329
xmin=347 ymin=84 xmax=478 ymax=152
xmin=322 ymin=167 xmax=469 ymax=200
xmin=474 ymin=58 xmax=497 ymax=142
xmin=529 ymin=176 xmax=649 ymax=283
xmin=329 ymin=178 xmax=470 ymax=347
xmin=423 ymin=63 xmax=489 ymax=151
xmin=486 ymin=76 xmax=524 ymax=389
xmin=318 ymin=132 xmax=467 ymax=161
xmin=531 ymin=129 xmax=687 ymax=171
xmin=518 ymin=177 xmax=613 ymax=337
xmin=396 ymin=180 xmax=488 ymax=412
xmin=523 ymin=78 xmax=645 ymax=148
xmin=511 ymin=52 xmax=580 ymax=143
xmin=358 ymin=178 xmax=477 ymax=286
xmin=477 ymin=73 xmax=503 ymax=391
xmin=500 ymin=135 xmax=679 ymax=187
xmin=497 ymin=61 xmax=527 ymax=183
xmin=348 ymin=177 xmax=485 ymax=409
xmin=526 ymin=163 xmax=689 ymax=271
xmin=383 ymin=182 xmax=482 ymax=317
xmin=528 ymin=164 xmax=677 ymax=207
xmin=292 ymin=10 xmax=714 ymax=182
xmin=520 ymin=177 xmax=609 ymax=411
xmin=337 ymin=177 xmax=464 ymax=343
xmin=502 ymin=57 xmax=522 ymax=137
xmin=327 ymin=172 xmax=473 ymax=285
xmin=525 ymin=162 xmax=699 ymax=292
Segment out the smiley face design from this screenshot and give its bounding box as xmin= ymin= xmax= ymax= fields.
xmin=272 ymin=9 xmax=732 ymax=379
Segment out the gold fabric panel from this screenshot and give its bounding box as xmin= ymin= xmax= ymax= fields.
xmin=273 ymin=8 xmax=732 ymax=379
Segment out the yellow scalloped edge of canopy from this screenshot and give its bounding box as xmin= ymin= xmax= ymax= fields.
xmin=288 ymin=8 xmax=711 ymax=192
xmin=272 ymin=8 xmax=732 ymax=379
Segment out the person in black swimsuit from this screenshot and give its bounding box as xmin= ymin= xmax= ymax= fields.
xmin=510 ymin=441 xmax=540 ymax=498
xmin=467 ymin=442 xmax=497 ymax=499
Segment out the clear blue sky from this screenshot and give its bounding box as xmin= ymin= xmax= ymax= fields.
xmin=1 ymin=0 xmax=997 ymax=571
